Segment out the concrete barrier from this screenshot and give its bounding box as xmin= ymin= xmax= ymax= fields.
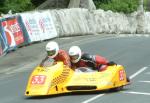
xmin=142 ymin=12 xmax=150 ymax=33
xmin=50 ymin=8 xmax=94 ymax=37
xmin=1 ymin=8 xmax=150 ymax=57
xmin=50 ymin=8 xmax=142 ymax=36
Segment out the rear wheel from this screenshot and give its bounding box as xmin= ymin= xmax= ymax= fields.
xmin=127 ymin=77 xmax=130 ymax=82
xmin=110 ymin=86 xmax=124 ymax=92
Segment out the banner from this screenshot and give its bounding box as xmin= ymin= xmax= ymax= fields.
xmin=0 ymin=18 xmax=8 ymax=56
xmin=20 ymin=13 xmax=41 ymax=42
xmin=0 ymin=32 xmax=8 ymax=56
xmin=1 ymin=17 xmax=25 ymax=49
xmin=35 ymin=11 xmax=58 ymax=40
xmin=20 ymin=10 xmax=58 ymax=42
xmin=0 ymin=35 xmax=3 ymax=55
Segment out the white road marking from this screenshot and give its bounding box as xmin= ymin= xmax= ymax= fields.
xmin=0 ymin=68 xmax=12 ymax=74
xmin=136 ymin=34 xmax=142 ymax=37
xmin=118 ymin=34 xmax=150 ymax=38
xmin=81 ymin=94 xmax=105 ymax=103
xmin=129 ymin=67 xmax=148 ymax=79
xmin=5 ymin=62 xmax=37 ymax=75
xmin=145 ymin=72 xmax=150 ymax=75
xmin=121 ymin=67 xmax=149 ymax=96
xmin=60 ymin=37 xmax=72 ymax=39
xmin=144 ymin=35 xmax=150 ymax=37
xmin=81 ymin=67 xmax=148 ymax=103
xmin=123 ymin=91 xmax=150 ymax=96
xmin=138 ymin=81 xmax=150 ymax=83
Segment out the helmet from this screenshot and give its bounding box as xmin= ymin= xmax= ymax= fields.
xmin=69 ymin=46 xmax=82 ymax=63
xmin=46 ymin=41 xmax=59 ymax=58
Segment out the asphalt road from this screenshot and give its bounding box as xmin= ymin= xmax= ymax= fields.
xmin=0 ymin=34 xmax=150 ymax=103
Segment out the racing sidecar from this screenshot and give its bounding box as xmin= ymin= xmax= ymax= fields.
xmin=25 ymin=58 xmax=130 ymax=96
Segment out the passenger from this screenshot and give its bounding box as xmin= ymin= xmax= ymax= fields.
xmin=68 ymin=46 xmax=116 ymax=72
xmin=41 ymin=41 xmax=71 ymax=67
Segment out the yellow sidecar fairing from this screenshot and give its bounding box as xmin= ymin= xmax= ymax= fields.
xmin=25 ymin=61 xmax=129 ymax=96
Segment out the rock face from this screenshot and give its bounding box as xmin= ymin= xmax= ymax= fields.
xmin=68 ymin=0 xmax=96 ymax=10
xmin=50 ymin=8 xmax=94 ymax=37
xmin=37 ymin=0 xmax=96 ymax=10
xmin=49 ymin=8 xmax=150 ymax=36
xmin=36 ymin=0 xmax=150 ymax=36
xmin=37 ymin=0 xmax=70 ymax=9
xmin=136 ymin=12 xmax=145 ymax=34
xmin=68 ymin=0 xmax=80 ymax=8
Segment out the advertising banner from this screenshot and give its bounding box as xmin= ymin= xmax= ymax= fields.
xmin=1 ymin=17 xmax=25 ymax=49
xmin=0 ymin=18 xmax=8 ymax=56
xmin=0 ymin=32 xmax=8 ymax=56
xmin=20 ymin=11 xmax=57 ymax=42
xmin=20 ymin=13 xmax=41 ymax=42
xmin=0 ymin=35 xmax=3 ymax=56
xmin=35 ymin=11 xmax=58 ymax=40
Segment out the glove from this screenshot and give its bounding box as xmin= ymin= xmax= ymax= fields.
xmin=107 ymin=61 xmax=117 ymax=66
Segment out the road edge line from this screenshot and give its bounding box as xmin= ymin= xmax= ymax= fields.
xmin=129 ymin=67 xmax=148 ymax=79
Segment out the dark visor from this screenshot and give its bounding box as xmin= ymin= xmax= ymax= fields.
xmin=47 ymin=50 xmax=56 ymax=56
xmin=70 ymin=54 xmax=79 ymax=60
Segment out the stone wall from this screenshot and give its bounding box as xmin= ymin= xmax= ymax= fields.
xmin=50 ymin=8 xmax=94 ymax=37
xmin=49 ymin=8 xmax=149 ymax=37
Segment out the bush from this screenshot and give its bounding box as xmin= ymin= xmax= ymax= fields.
xmin=31 ymin=0 xmax=46 ymax=7
xmin=94 ymin=0 xmax=139 ymax=13
xmin=0 ymin=0 xmax=35 ymax=14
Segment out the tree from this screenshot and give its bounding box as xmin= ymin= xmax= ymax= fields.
xmin=31 ymin=0 xmax=46 ymax=7
xmin=0 ymin=0 xmax=35 ymax=14
xmin=0 ymin=0 xmax=5 ymax=5
xmin=94 ymin=0 xmax=139 ymax=13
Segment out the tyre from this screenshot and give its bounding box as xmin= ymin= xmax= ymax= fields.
xmin=109 ymin=86 xmax=124 ymax=92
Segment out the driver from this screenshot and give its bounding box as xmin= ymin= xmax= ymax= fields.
xmin=41 ymin=41 xmax=71 ymax=67
xmin=68 ymin=46 xmax=116 ymax=71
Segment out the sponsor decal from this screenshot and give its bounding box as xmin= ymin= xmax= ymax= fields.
xmin=86 ymin=78 xmax=96 ymax=82
xmin=20 ymin=11 xmax=57 ymax=42
xmin=31 ymin=75 xmax=46 ymax=85
xmin=119 ymin=70 xmax=124 ymax=81
xmin=99 ymin=73 xmax=110 ymax=78
xmin=39 ymin=18 xmax=45 ymax=33
xmin=100 ymin=81 xmax=113 ymax=85
xmin=25 ymin=18 xmax=39 ymax=35
xmin=25 ymin=20 xmax=33 ymax=35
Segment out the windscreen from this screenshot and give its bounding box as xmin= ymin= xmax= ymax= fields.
xmin=40 ymin=58 xmax=55 ymax=67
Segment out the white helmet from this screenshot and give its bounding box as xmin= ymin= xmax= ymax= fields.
xmin=46 ymin=41 xmax=59 ymax=58
xmin=69 ymin=46 xmax=82 ymax=63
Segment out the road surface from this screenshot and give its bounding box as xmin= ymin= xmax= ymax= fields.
xmin=0 ymin=34 xmax=150 ymax=103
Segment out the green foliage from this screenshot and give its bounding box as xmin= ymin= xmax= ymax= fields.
xmin=0 ymin=0 xmax=5 ymax=5
xmin=93 ymin=0 xmax=139 ymax=13
xmin=31 ymin=0 xmax=46 ymax=7
xmin=144 ymin=0 xmax=149 ymax=11
xmin=0 ymin=0 xmax=148 ymax=14
xmin=0 ymin=0 xmax=35 ymax=14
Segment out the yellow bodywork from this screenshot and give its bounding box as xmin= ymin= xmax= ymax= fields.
xmin=25 ymin=61 xmax=130 ymax=96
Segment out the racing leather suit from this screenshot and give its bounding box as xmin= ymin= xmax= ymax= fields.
xmin=71 ymin=53 xmax=109 ymax=71
xmin=42 ymin=49 xmax=71 ymax=68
